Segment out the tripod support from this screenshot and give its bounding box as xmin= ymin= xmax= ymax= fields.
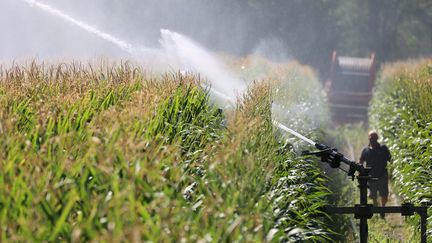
xmin=303 ymin=144 xmax=429 ymax=243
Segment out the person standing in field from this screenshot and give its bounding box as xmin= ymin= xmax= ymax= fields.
xmin=359 ymin=130 xmax=392 ymax=218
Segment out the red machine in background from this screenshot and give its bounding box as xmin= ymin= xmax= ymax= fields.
xmin=326 ymin=51 xmax=376 ymax=123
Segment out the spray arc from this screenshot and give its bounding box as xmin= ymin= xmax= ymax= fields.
xmin=20 ymin=0 xmax=246 ymax=101
xmin=22 ymin=0 xmax=135 ymax=54
xmin=18 ymin=0 xmax=316 ymax=151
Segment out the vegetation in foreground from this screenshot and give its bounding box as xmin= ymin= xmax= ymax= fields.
xmin=0 ymin=61 xmax=334 ymax=242
xmin=370 ymin=59 xmax=432 ymax=240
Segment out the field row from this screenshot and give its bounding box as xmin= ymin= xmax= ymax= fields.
xmin=370 ymin=59 xmax=432 ymax=239
xmin=0 ymin=61 xmax=333 ymax=241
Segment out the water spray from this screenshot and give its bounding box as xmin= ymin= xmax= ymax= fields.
xmin=21 ymin=0 xmax=157 ymax=58
xmin=273 ymin=120 xmax=316 ymax=146
xmin=17 ymin=0 xmax=358 ymax=187
xmin=21 ymin=0 xmax=245 ymax=99
xmin=22 ymin=0 xmax=134 ymax=54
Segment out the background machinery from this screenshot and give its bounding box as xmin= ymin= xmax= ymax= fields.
xmin=326 ymin=51 xmax=376 ymax=123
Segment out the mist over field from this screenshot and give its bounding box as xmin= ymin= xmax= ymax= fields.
xmin=1 ymin=0 xmax=431 ymax=75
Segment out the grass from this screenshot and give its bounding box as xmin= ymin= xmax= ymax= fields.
xmin=369 ymin=58 xmax=432 ymax=241
xmin=368 ymin=216 xmax=417 ymax=243
xmin=0 ymin=60 xmax=334 ymax=242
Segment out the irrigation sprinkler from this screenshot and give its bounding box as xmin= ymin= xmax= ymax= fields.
xmin=213 ymin=86 xmax=428 ymax=241
xmin=289 ymin=130 xmax=429 ymax=243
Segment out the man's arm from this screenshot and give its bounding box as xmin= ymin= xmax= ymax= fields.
xmin=359 ymin=148 xmax=366 ymax=165
xmin=384 ymin=145 xmax=392 ymax=162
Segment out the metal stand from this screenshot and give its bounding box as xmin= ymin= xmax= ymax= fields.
xmin=303 ymin=144 xmax=429 ymax=243
xmin=325 ymin=168 xmax=428 ymax=243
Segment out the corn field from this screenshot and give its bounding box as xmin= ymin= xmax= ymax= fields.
xmin=0 ymin=60 xmax=334 ymax=242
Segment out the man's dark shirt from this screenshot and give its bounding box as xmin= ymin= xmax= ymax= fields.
xmin=360 ymin=144 xmax=391 ymax=178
